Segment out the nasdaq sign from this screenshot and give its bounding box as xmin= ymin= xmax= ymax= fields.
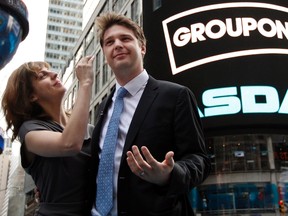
xmin=143 ymin=0 xmax=288 ymax=135
xmin=199 ymin=86 xmax=288 ymax=117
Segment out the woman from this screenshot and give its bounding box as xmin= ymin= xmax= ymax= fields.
xmin=1 ymin=55 xmax=94 ymax=215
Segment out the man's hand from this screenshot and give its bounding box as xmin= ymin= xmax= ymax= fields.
xmin=126 ymin=145 xmax=174 ymax=186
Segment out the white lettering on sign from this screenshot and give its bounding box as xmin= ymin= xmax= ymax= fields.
xmin=173 ymin=18 xmax=288 ymax=47
xmin=198 ymin=86 xmax=288 ymax=118
xmin=162 ymin=2 xmax=288 ymax=75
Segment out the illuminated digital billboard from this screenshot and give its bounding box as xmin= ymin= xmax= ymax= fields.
xmin=143 ymin=0 xmax=288 ymax=136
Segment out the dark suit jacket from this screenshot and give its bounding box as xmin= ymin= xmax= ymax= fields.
xmin=88 ymin=76 xmax=211 ymax=216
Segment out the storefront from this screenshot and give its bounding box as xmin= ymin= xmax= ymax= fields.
xmin=195 ymin=134 xmax=288 ymax=215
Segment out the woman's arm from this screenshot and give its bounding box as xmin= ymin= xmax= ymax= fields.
xmin=24 ymin=56 xmax=95 ymax=157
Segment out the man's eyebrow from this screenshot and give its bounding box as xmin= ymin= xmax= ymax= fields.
xmin=104 ymin=33 xmax=133 ymax=40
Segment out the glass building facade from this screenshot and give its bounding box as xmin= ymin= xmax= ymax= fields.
xmin=194 ymin=134 xmax=288 ymax=215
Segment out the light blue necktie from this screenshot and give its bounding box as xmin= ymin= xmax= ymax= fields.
xmin=96 ymin=87 xmax=128 ymax=216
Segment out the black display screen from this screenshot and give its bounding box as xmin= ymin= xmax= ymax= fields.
xmin=143 ymin=0 xmax=288 ymax=136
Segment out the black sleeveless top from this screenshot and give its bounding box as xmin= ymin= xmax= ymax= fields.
xmin=18 ymin=120 xmax=94 ymax=216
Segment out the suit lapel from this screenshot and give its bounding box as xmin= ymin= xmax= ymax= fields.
xmin=91 ymin=89 xmax=115 ymax=158
xmin=121 ymin=76 xmax=159 ymax=163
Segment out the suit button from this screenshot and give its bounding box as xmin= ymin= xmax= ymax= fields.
xmin=119 ymin=176 xmax=126 ymax=180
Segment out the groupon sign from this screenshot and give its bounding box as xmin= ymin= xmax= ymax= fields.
xmin=143 ymin=0 xmax=288 ymax=136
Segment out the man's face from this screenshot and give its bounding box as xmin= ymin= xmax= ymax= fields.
xmin=102 ymin=24 xmax=146 ymax=76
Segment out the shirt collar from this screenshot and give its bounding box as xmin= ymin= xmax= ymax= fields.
xmin=115 ymin=70 xmax=149 ymax=97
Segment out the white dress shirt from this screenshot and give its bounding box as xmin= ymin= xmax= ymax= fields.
xmin=92 ymin=70 xmax=149 ymax=216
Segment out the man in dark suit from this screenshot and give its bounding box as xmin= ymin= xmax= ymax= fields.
xmin=89 ymin=12 xmax=211 ymax=216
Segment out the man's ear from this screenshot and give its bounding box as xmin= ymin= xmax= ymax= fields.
xmin=141 ymin=44 xmax=146 ymax=57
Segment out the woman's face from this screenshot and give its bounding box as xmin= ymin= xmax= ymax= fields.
xmin=30 ymin=67 xmax=66 ymax=104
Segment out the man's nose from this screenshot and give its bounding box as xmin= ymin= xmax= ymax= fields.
xmin=114 ymin=39 xmax=123 ymax=48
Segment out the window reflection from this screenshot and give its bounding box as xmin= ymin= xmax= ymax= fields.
xmin=195 ymin=134 xmax=288 ymax=215
xmin=207 ymin=135 xmax=271 ymax=174
xmin=195 ymin=182 xmax=276 ymax=214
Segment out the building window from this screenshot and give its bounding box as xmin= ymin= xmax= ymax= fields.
xmin=95 ymin=51 xmax=101 ymax=71
xmin=272 ymin=135 xmax=288 ymax=170
xmin=131 ymin=0 xmax=139 ymax=22
xmin=85 ymin=27 xmax=95 ymax=55
xmin=95 ymin=71 xmax=100 ymax=95
xmin=207 ymin=135 xmax=272 ymax=174
xmin=89 ymin=110 xmax=92 ymax=124
xmin=153 ymin=0 xmax=162 ymax=11
xmin=72 ymin=85 xmax=77 ymax=106
xmin=113 ymin=0 xmax=126 ymax=13
xmin=102 ymin=63 xmax=108 ymax=86
xmin=85 ymin=40 xmax=95 ymax=56
xmin=93 ymin=103 xmax=99 ymax=125
xmin=196 ymin=182 xmax=275 ymax=214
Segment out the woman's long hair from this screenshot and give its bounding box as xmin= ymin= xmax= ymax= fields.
xmin=1 ymin=61 xmax=52 ymax=141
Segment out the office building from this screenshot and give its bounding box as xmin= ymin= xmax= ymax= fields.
xmin=44 ymin=0 xmax=83 ymax=72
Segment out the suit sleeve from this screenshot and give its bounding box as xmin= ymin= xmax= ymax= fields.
xmin=167 ymin=86 xmax=211 ymax=195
